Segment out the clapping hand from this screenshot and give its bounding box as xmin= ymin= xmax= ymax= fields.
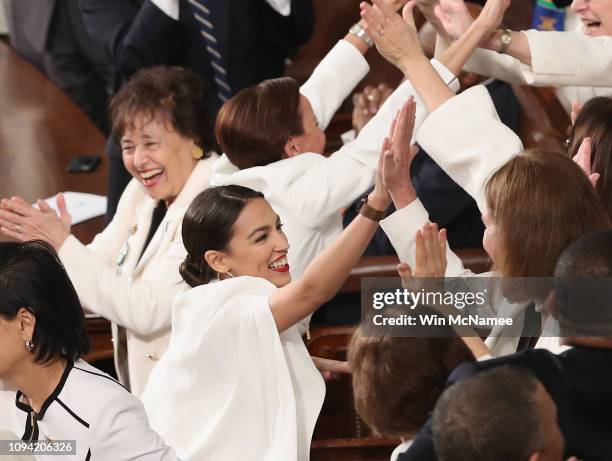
xmin=397 ymin=222 xmax=447 ymax=286
xmin=0 ymin=193 xmax=72 ymax=250
xmin=572 ymin=137 xmax=600 ymax=188
xmin=352 ymin=84 xmax=394 ymax=133
xmin=360 ymin=0 xmax=426 ymax=71
xmin=380 ymin=96 xmax=419 ymax=209
xmin=434 ymin=0 xmax=474 ymax=40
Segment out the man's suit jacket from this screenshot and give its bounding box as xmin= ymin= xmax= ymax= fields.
xmin=81 ymin=0 xmax=315 ymax=160
xmin=2 ymin=0 xmax=56 ymax=69
xmin=398 ymin=347 xmax=612 ymax=461
xmin=80 ymin=0 xmax=314 ymax=96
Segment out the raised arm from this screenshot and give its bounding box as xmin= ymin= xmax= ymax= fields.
xmin=269 ymin=99 xmax=416 ymax=332
xmin=433 ymin=0 xmax=612 ymax=87
xmin=360 ymin=0 xmax=508 ymax=113
xmin=300 ymin=0 xmax=412 ymax=129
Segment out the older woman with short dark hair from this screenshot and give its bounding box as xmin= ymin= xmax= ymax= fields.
xmin=0 ymin=65 xmax=217 ymax=396
xmin=0 ymin=241 xmax=176 ymax=460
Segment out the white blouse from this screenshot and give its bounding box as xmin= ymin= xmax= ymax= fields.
xmin=141 ymin=276 xmax=325 ymax=461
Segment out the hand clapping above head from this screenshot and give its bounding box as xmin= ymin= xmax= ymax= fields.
xmin=360 ymin=0 xmax=426 ymax=71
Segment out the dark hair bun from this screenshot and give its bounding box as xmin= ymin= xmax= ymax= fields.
xmin=179 ymin=255 xmax=207 ymax=288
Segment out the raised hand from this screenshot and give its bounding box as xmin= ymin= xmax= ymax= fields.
xmin=571 ymin=100 xmax=582 ymax=125
xmin=381 ymin=96 xmax=418 ymax=209
xmin=360 ymin=0 xmax=426 ymax=71
xmin=434 ymin=0 xmax=474 ymax=40
xmin=397 ymin=222 xmax=447 ymax=283
xmin=352 ymin=84 xmax=394 ymax=133
xmin=572 ymin=137 xmax=600 ymax=188
xmin=476 ymin=0 xmax=511 ymax=32
xmin=0 ymin=193 xmax=72 ymax=250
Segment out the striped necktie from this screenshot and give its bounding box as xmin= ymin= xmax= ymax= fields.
xmin=187 ymin=0 xmax=232 ymax=103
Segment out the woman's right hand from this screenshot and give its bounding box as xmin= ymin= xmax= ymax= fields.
xmin=381 ymin=97 xmax=418 ymax=209
xmin=434 ymin=0 xmax=474 ymax=40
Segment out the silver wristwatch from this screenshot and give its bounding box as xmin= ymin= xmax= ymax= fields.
xmin=349 ymin=23 xmax=374 ymax=48
xmin=498 ymin=28 xmax=512 ymax=54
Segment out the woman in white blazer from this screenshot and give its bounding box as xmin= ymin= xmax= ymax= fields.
xmin=0 ymin=241 xmax=176 ymax=460
xmin=141 ymin=98 xmax=416 ymax=459
xmin=208 ymin=0 xmax=464 ymax=332
xmin=429 ymin=0 xmax=612 ymax=110
xmin=361 ymin=0 xmax=610 ymax=355
xmin=0 ymin=66 xmax=217 ymax=396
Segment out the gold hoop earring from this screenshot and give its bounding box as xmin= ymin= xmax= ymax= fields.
xmin=217 ymin=271 xmax=234 ymax=281
xmin=192 ymin=145 xmax=204 ymax=160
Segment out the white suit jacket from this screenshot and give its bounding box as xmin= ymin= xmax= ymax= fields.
xmin=209 ymin=40 xmax=460 ymax=327
xmin=58 ymin=157 xmax=216 ymax=396
xmin=0 ymin=360 xmax=177 ymax=460
xmin=381 ymin=86 xmax=533 ymax=355
xmin=437 ymin=29 xmax=612 ymax=111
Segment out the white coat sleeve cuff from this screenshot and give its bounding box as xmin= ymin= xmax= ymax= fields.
xmin=416 ymin=85 xmax=523 ymax=211
xmin=264 ymin=0 xmax=291 ymax=16
xmin=150 ymin=0 xmax=179 ymax=20
xmin=380 ymin=199 xmax=430 ymax=267
xmin=300 ymin=40 xmax=369 ymax=130
xmin=430 ymin=58 xmax=460 ymax=93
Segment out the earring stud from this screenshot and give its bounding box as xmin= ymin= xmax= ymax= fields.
xmin=25 ymin=340 xmax=34 ymax=353
xmin=192 ymin=145 xmax=204 ymax=160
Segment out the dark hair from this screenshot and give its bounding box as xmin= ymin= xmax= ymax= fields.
xmin=485 ymin=149 xmax=610 ymax=277
xmin=215 ymin=77 xmax=304 ymax=169
xmin=0 ymin=241 xmax=90 ymax=363
xmin=110 ymin=65 xmax=214 ymax=151
xmin=348 ymin=311 xmax=475 ymax=439
xmin=569 ymin=97 xmax=612 ymax=220
xmin=553 ymin=229 xmax=612 ymax=335
xmin=180 ymin=185 xmax=264 ymax=287
xmin=433 ymin=366 xmax=543 ymax=461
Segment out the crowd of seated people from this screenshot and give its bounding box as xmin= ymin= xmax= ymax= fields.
xmin=0 ymin=0 xmax=611 ymax=459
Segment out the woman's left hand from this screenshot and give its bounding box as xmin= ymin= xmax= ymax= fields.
xmin=572 ymin=137 xmax=600 ymax=188
xmin=361 ymin=0 xmax=426 ymax=71
xmin=0 ymin=193 xmax=72 ymax=251
xmin=397 ymin=222 xmax=447 ymax=282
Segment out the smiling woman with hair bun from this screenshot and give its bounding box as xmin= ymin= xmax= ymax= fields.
xmin=140 ymin=99 xmax=418 ymax=461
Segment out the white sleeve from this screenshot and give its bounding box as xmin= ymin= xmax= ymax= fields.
xmin=91 ymin=392 xmax=178 ymax=460
xmin=291 ymin=59 xmax=460 ymax=225
xmin=415 ymin=85 xmax=523 ymax=212
xmin=58 ymin=236 xmax=185 ymax=336
xmin=525 ymin=30 xmax=612 ymax=87
xmin=150 ymin=0 xmax=179 ymax=20
xmin=264 ymin=0 xmax=291 ymax=15
xmin=380 ymin=200 xmax=471 ymax=277
xmin=300 ymin=40 xmax=370 ymax=130
xmin=439 ymin=31 xmax=612 ymax=88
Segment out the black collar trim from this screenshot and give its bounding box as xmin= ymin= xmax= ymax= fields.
xmin=15 ymin=359 xmax=74 ymax=421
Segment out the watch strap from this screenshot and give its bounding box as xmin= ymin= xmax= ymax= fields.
xmin=357 ymin=196 xmax=387 ymax=222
